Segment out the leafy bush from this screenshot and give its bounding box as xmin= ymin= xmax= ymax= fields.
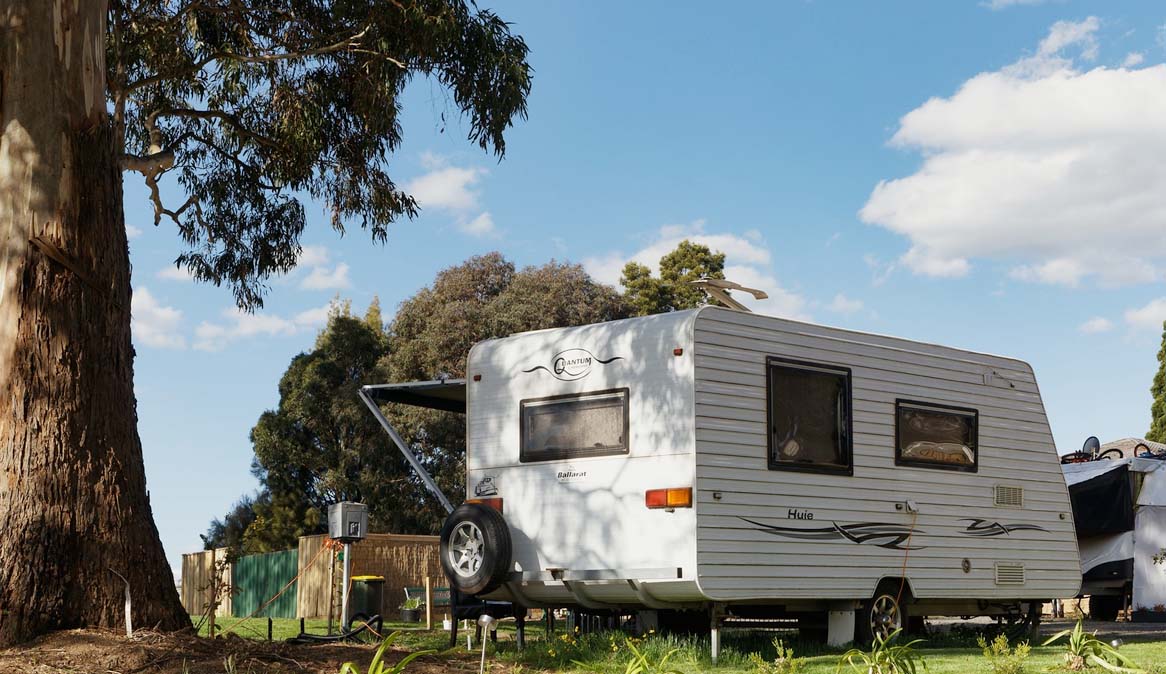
xmin=976 ymin=633 xmax=1030 ymax=674
xmin=1041 ymin=619 xmax=1144 ymax=673
xmin=338 ymin=632 xmax=435 ymax=674
xmin=837 ymin=629 xmax=927 ymax=674
xmin=400 ymin=597 xmax=422 ymax=611
xmin=748 ymin=637 xmax=805 ymax=674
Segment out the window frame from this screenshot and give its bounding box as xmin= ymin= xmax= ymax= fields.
xmin=518 ymin=387 xmax=631 ymax=463
xmin=765 ymin=356 xmax=854 ymax=476
xmin=894 ymin=398 xmax=979 ymax=473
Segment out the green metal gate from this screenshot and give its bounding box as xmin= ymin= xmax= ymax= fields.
xmin=232 ymin=549 xmax=298 ymax=618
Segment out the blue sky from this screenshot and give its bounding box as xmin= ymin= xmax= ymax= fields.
xmin=126 ymin=0 xmax=1166 ymax=573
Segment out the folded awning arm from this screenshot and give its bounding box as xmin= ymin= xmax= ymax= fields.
xmin=357 ymin=386 xmax=456 ymax=515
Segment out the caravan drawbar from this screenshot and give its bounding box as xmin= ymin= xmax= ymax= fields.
xmin=368 ymin=306 xmax=1080 ymax=648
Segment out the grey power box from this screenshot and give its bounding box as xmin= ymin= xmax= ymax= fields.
xmin=328 ymin=502 xmax=368 ymax=542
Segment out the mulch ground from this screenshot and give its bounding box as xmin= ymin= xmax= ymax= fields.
xmin=0 ymin=629 xmax=498 ymax=674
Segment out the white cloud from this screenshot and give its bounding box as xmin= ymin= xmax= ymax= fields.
xmin=861 ymin=18 xmax=1166 ymax=288
xmin=1123 ymin=52 xmax=1145 ymax=68
xmin=581 ymin=221 xmax=810 ymax=321
xmin=132 ymin=287 xmax=186 ymax=349
xmin=156 ymin=265 xmax=194 ymax=282
xmin=982 ymin=0 xmax=1053 ymax=10
xmin=405 ymin=154 xmax=485 ymax=212
xmin=299 ymin=245 xmax=331 ymax=267
xmin=461 ymin=212 xmax=497 ymax=237
xmin=126 ymin=224 xmax=143 ymax=240
xmin=300 ymin=263 xmax=351 ymax=290
xmin=1125 ymin=298 xmax=1166 ymax=332
xmin=1079 ymin=316 xmax=1114 ymax=334
xmin=827 ymin=294 xmax=864 ymax=315
xmin=194 ymin=303 xmax=332 ymax=351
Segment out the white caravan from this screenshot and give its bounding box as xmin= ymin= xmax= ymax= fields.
xmin=363 ymin=306 xmax=1080 ymax=649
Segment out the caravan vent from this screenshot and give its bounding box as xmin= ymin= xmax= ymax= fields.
xmin=994 ymin=562 xmax=1025 ymax=586
xmin=994 ymin=485 xmax=1024 ymax=508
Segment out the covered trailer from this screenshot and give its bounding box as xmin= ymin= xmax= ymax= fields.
xmin=1064 ymin=456 xmax=1166 ymax=621
xmin=366 ymin=306 xmax=1080 ymax=651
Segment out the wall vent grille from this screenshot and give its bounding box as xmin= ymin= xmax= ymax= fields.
xmin=995 ymin=485 xmax=1024 ymax=508
xmin=995 ymin=562 xmax=1025 ymax=586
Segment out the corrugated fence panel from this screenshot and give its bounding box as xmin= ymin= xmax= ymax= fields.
xmin=180 ymin=548 xmax=231 ymax=617
xmin=293 ymin=534 xmax=441 ymax=618
xmin=232 ymin=549 xmax=298 ymax=618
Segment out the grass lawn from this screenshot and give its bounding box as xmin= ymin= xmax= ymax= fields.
xmin=190 ymin=615 xmax=1166 ymax=673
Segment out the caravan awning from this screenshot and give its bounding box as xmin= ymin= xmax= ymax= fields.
xmin=361 ymin=379 xmax=466 ymax=413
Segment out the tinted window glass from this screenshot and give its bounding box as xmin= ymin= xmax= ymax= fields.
xmin=520 ymin=389 xmax=629 ymax=462
xmin=896 ymin=401 xmax=978 ymax=471
xmin=768 ymin=359 xmax=852 ymax=474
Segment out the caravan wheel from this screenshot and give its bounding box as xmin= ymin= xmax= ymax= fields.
xmin=439 ymin=503 xmax=512 ymax=596
xmin=856 ymin=581 xmax=909 ymax=645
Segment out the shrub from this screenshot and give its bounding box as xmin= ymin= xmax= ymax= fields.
xmin=338 ymin=632 xmax=435 ymax=674
xmin=748 ymin=637 xmax=805 ymax=674
xmin=976 ymin=633 xmax=1030 ymax=674
xmin=1041 ymin=619 xmax=1144 ymax=673
xmin=837 ymin=629 xmax=927 ymax=674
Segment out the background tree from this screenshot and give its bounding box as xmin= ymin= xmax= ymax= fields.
xmin=621 ymin=240 xmax=727 ymax=315
xmin=380 ymin=254 xmax=631 ymax=531
xmin=0 ymin=1 xmax=530 ymax=644
xmin=1149 ymin=320 xmax=1166 ymax=444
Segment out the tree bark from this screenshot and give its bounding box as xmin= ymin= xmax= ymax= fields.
xmin=0 ymin=0 xmax=188 ymax=644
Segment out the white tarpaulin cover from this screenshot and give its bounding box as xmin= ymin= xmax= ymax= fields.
xmin=1134 ymin=505 xmax=1166 ymax=611
xmin=1139 ymin=466 xmax=1166 ymax=506
xmin=1080 ymin=532 xmax=1135 ymax=575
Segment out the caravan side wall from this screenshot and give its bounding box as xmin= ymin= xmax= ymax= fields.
xmin=691 ymin=307 xmax=1081 ymax=602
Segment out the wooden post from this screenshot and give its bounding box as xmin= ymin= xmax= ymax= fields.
xmin=424 ymin=576 xmax=433 ymax=630
xmin=267 ymin=617 xmax=273 ymax=641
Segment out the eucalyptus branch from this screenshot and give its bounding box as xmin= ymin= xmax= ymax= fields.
xmin=122 ymin=26 xmax=382 ymax=93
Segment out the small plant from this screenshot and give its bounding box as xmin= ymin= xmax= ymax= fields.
xmin=749 ymin=637 xmax=805 ymax=674
xmin=977 ymin=633 xmax=1030 ymax=674
xmin=338 ymin=632 xmax=435 ymax=674
xmin=400 ymin=597 xmax=422 ymax=611
xmin=574 ymin=640 xmax=683 ymax=674
xmin=1042 ymin=619 xmax=1144 ymax=673
xmin=838 ymin=629 xmax=928 ymax=674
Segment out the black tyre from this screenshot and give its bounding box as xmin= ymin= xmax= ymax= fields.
xmin=856 ymin=580 xmax=910 ymax=645
xmin=1091 ymin=594 xmax=1123 ymax=621
xmin=439 ymin=503 xmax=512 ymax=596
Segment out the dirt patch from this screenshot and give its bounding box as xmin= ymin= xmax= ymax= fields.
xmin=0 ymin=629 xmax=497 ymax=674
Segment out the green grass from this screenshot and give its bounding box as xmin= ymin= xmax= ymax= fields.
xmin=190 ymin=616 xmax=1166 ymax=673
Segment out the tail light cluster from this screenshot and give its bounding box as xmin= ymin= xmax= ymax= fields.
xmin=468 ymin=497 xmax=503 ymax=513
xmin=645 ymin=487 xmax=692 ymax=509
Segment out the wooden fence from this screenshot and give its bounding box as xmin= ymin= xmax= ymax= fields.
xmin=180 ymin=548 xmax=232 ymax=617
xmin=296 ymin=533 xmax=442 ymax=619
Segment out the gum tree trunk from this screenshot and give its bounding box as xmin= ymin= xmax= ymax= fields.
xmin=0 ymin=0 xmax=187 ymax=644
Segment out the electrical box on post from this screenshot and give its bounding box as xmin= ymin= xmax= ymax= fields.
xmin=328 ymin=502 xmax=368 ymax=543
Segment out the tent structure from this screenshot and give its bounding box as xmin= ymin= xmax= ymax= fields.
xmin=1063 ymin=457 xmax=1166 ymax=620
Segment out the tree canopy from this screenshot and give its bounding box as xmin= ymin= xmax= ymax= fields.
xmin=114 ymin=0 xmax=532 ymax=309
xmin=209 ymin=255 xmax=633 ymax=550
xmin=1149 ymin=321 xmax=1166 ymax=444
xmin=621 ymin=240 xmax=726 ymax=315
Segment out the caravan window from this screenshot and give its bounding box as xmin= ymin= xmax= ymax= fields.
xmin=895 ymin=400 xmax=978 ymax=472
xmin=767 ymin=358 xmax=853 ymax=475
xmin=520 ymin=388 xmax=629 ymax=462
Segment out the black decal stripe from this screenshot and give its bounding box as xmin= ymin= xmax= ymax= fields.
xmin=594 ymin=356 xmax=623 ymax=364
xmin=740 ymin=517 xmax=926 ymax=551
xmin=522 ymin=366 xmax=551 ymax=375
xmin=958 ymin=519 xmax=1049 ymax=536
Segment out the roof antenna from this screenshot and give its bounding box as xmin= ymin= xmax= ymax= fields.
xmin=691 ymin=278 xmax=768 ymax=312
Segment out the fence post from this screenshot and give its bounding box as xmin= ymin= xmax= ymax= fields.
xmin=424 ymin=576 xmax=433 ymax=630
xmin=267 ymin=617 xmax=273 ymax=641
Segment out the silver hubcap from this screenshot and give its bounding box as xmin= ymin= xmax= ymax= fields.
xmin=448 ymin=521 xmax=485 ymax=578
xmin=870 ymin=594 xmax=901 ymax=640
